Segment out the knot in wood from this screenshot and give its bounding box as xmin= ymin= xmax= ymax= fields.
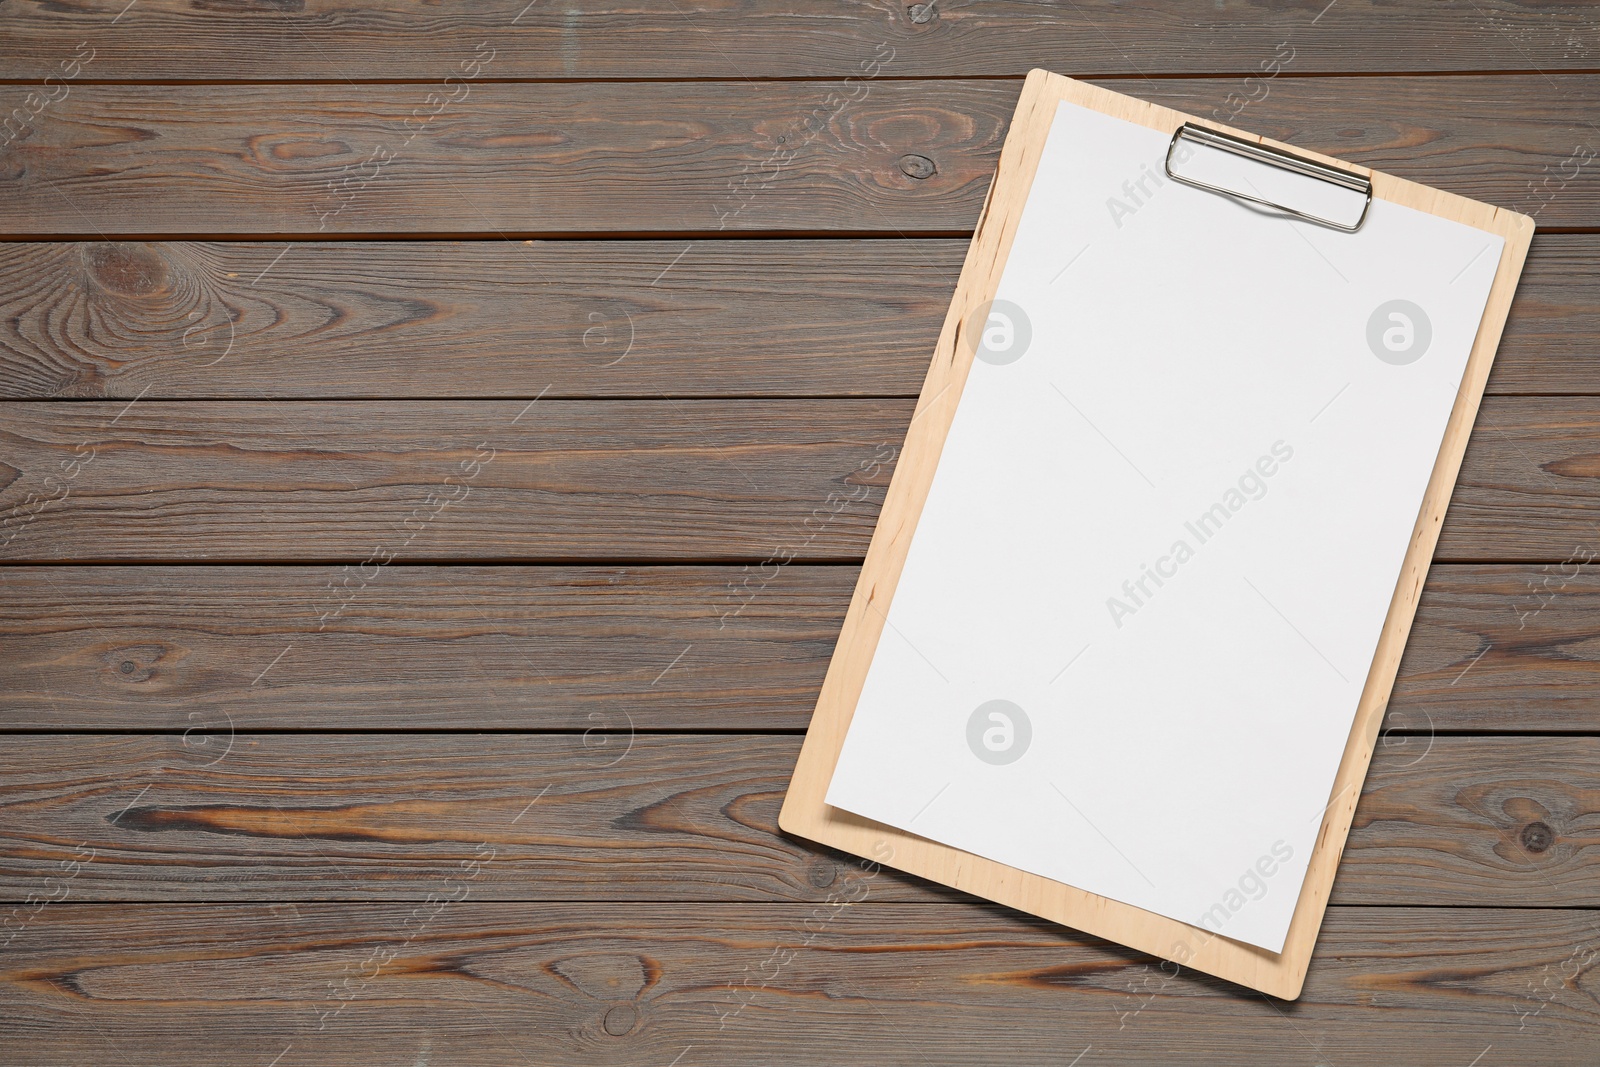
xmin=898 ymin=154 xmax=937 ymax=180
xmin=603 ymin=1003 xmax=638 ymax=1036
xmin=83 ymin=242 xmax=168 ymax=297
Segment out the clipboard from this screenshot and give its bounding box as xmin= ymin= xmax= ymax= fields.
xmin=779 ymin=69 xmax=1534 ymax=1000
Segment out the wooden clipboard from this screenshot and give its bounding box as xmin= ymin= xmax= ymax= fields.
xmin=778 ymin=68 xmax=1534 ymax=1000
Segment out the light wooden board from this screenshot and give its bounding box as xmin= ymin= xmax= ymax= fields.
xmin=779 ymin=69 xmax=1536 ymax=1000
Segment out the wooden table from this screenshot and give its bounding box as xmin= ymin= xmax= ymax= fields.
xmin=1 ymin=3 xmax=1597 ymax=1063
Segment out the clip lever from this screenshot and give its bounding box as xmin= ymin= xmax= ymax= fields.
xmin=1164 ymin=123 xmax=1373 ymax=233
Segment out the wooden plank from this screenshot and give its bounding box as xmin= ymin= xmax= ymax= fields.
xmin=3 ymin=564 xmax=1598 ymax=732
xmin=0 ymin=397 xmax=1594 ymax=562
xmin=0 ymin=734 xmax=1592 ymax=907
xmin=2 ymin=235 xmax=1593 ymax=400
xmin=1494 ymin=234 xmax=1600 ymax=394
xmin=0 ymin=80 xmax=1013 ymax=237
xmin=0 ymin=240 xmax=953 ymax=400
xmin=4 ymin=0 xmax=1598 ymax=79
xmin=2 ymin=77 xmax=1596 ymax=236
xmin=1443 ymin=397 xmax=1600 ymax=561
xmin=1344 ymin=737 xmax=1600 ymax=907
xmin=0 ymin=566 xmax=850 ymax=730
xmin=0 ymin=903 xmax=1594 ymax=1063
xmin=0 ymin=400 xmax=904 ymax=562
xmin=1396 ymin=563 xmax=1600 ymax=731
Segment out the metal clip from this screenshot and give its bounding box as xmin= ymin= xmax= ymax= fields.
xmin=1165 ymin=123 xmax=1373 ymax=232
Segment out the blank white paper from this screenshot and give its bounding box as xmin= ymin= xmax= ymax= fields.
xmin=825 ymin=101 xmax=1504 ymax=953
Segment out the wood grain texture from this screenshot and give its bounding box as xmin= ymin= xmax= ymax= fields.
xmin=1443 ymin=397 xmax=1600 ymax=561
xmin=0 ymin=734 xmax=1593 ymax=906
xmin=0 ymin=565 xmax=851 ymax=731
xmin=1495 ymin=235 xmax=1600 ymax=394
xmin=0 ymin=0 xmax=1584 ymax=1052
xmin=4 ymin=0 xmax=1598 ymax=79
xmin=0 ymin=400 xmax=904 ymax=561
xmin=1397 ymin=564 xmax=1600 ymax=731
xmin=4 ymin=564 xmax=1600 ymax=732
xmin=0 ymin=80 xmax=1010 ymax=236
xmin=0 ymin=903 xmax=1595 ymax=1064
xmin=0 ymin=240 xmax=954 ymax=400
xmin=0 ymin=397 xmax=1596 ymax=562
xmin=3 ymin=77 xmax=1596 ymax=236
xmin=1 ymin=235 xmax=1594 ymax=400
